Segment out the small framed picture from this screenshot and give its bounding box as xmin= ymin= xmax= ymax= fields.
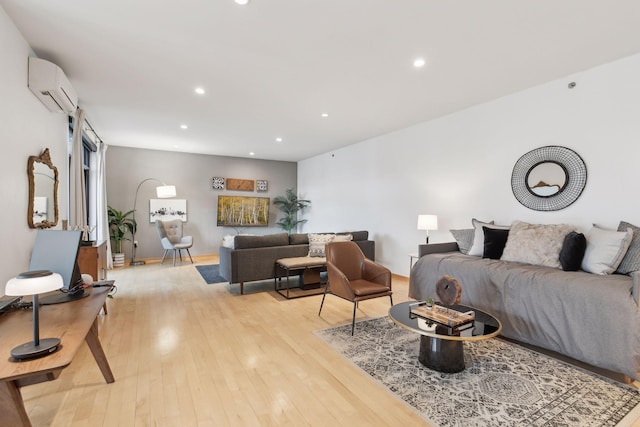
xmin=211 ymin=177 xmax=225 ymax=190
xmin=256 ymin=179 xmax=268 ymax=192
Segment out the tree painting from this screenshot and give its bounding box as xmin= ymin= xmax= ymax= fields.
xmin=217 ymin=196 xmax=270 ymax=227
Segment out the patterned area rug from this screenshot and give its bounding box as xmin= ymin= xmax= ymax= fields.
xmin=315 ymin=317 xmax=640 ymax=426
xmin=195 ymin=264 xmax=227 ymax=284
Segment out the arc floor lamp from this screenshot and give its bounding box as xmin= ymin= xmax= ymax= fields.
xmin=131 ymin=178 xmax=176 ymax=266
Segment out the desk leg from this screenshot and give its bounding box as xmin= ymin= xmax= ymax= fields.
xmin=85 ymin=318 xmax=115 ymax=383
xmin=0 ymin=380 xmax=31 ymax=427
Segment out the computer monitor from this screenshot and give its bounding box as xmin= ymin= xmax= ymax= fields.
xmin=28 ymin=230 xmax=89 ymax=305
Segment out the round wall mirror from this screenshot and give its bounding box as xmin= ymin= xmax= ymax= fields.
xmin=511 ymin=146 xmax=586 ymax=211
xmin=526 ymin=161 xmax=567 ymax=197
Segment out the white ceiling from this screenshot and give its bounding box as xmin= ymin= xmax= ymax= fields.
xmin=3 ymin=1 xmax=640 ymax=162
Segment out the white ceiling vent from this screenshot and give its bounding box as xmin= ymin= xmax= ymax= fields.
xmin=28 ymin=57 xmax=78 ymax=114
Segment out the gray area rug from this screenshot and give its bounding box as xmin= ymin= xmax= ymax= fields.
xmin=315 ymin=317 xmax=640 ymax=426
xmin=195 ymin=264 xmax=227 ymax=284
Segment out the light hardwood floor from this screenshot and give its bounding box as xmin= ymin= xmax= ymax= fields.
xmin=21 ymin=256 xmax=428 ymax=427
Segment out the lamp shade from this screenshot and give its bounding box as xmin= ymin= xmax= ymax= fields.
xmin=5 ymin=270 xmax=63 ymax=296
xmin=417 ymin=214 xmax=438 ymax=231
xmin=156 ymin=185 xmax=176 ymax=198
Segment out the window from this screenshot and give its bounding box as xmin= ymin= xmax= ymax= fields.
xmin=69 ymin=117 xmax=98 ymax=238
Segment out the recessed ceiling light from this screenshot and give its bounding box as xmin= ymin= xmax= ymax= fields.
xmin=249 ymin=152 xmax=255 ymax=156
xmin=234 ymin=0 xmax=250 ymax=4
xmin=180 ymin=124 xmax=188 ymax=130
xmin=321 ymin=113 xmax=329 ymax=118
xmin=275 ymin=137 xmax=283 ymax=143
xmin=194 ymin=87 xmax=205 ymax=95
xmin=413 ymin=58 xmax=426 ymax=68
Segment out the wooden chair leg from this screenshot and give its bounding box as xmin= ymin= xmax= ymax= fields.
xmin=160 ymin=250 xmax=169 ymax=264
xmin=186 ymin=248 xmax=193 ymax=263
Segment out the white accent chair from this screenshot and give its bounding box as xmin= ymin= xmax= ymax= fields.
xmin=155 ymin=219 xmax=193 ymax=266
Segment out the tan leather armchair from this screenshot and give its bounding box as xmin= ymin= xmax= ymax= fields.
xmin=319 ymin=241 xmax=393 ymax=335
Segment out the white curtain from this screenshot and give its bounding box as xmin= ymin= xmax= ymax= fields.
xmin=96 ymin=142 xmax=113 ymax=269
xmin=69 ymin=108 xmax=87 ymax=229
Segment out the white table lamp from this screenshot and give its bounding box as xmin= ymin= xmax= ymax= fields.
xmin=5 ymin=270 xmax=63 ymax=360
xmin=417 ymin=214 xmax=438 ymax=243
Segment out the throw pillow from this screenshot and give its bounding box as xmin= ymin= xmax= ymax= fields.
xmin=450 ymin=228 xmax=474 ymax=254
xmin=482 ymin=227 xmax=509 ymax=259
xmin=616 ymin=221 xmax=640 ymax=274
xmin=468 ymin=219 xmax=509 ymax=257
xmin=332 ymin=234 xmax=353 ymax=242
xmin=308 ymin=233 xmax=335 ymax=257
xmin=501 ymin=221 xmax=575 ymax=268
xmin=222 ymin=235 xmax=235 ymax=249
xmin=581 ymin=225 xmax=633 ymax=275
xmin=559 ymin=231 xmax=587 ymax=271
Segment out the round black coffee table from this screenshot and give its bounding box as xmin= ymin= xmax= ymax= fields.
xmin=389 ymin=301 xmax=502 ymax=373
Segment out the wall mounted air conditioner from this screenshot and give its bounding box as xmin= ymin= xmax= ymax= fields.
xmin=28 ymin=57 xmax=78 ymax=114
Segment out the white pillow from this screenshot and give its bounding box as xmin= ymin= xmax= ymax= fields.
xmin=468 ymin=219 xmax=509 ymax=257
xmin=332 ymin=234 xmax=353 ymax=242
xmin=581 ymin=225 xmax=633 ymax=275
xmin=222 ymin=235 xmax=235 ymax=249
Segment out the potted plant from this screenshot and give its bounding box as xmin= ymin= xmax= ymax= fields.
xmin=107 ymin=206 xmax=136 ymax=267
xmin=273 ymin=188 xmax=311 ymax=234
xmin=425 ymin=297 xmax=434 ymax=310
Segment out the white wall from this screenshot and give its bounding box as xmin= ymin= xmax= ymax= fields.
xmin=299 ymin=53 xmax=640 ymax=276
xmin=105 ymin=146 xmax=297 ymax=260
xmin=0 ymin=7 xmax=69 ymax=289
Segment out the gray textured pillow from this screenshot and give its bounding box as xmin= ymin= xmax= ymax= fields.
xmin=616 ymin=221 xmax=640 ymax=274
xmin=450 ymin=229 xmax=474 ymax=254
xmin=501 ymin=220 xmax=575 ymax=268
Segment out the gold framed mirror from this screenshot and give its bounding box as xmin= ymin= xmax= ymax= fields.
xmin=28 ymin=148 xmax=59 ymax=229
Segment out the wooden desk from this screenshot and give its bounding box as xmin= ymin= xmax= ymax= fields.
xmin=0 ymin=286 xmax=114 ymax=427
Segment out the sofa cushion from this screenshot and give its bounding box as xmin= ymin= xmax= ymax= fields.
xmin=341 ymin=230 xmax=368 ymax=241
xmin=234 ymin=233 xmax=289 ymax=249
xmin=617 ymin=221 xmax=640 ymax=274
xmin=450 ymin=228 xmax=474 ymax=255
xmin=469 ymin=219 xmax=509 ymax=257
xmin=559 ymin=231 xmax=587 ymax=271
xmin=308 ymin=233 xmax=335 ymax=257
xmin=501 ymin=221 xmax=574 ymax=268
xmin=289 ymin=233 xmax=309 ymax=245
xmin=482 ymin=227 xmax=509 ymax=259
xmin=333 ymin=234 xmax=353 ymax=242
xmin=581 ymin=225 xmax=633 ymax=275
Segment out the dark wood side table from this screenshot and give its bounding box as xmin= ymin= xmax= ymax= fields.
xmin=275 ymin=256 xmax=327 ymax=299
xmin=78 ymin=240 xmax=107 ymax=281
xmin=0 ymin=286 xmax=114 ymax=427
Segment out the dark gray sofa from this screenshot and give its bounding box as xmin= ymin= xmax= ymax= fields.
xmin=219 ymin=231 xmax=374 ymax=294
xmin=409 ymin=242 xmax=640 ymax=381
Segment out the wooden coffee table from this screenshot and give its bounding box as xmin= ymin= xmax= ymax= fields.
xmin=389 ymin=301 xmax=502 ymax=373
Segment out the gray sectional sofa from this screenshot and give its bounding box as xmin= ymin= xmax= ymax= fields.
xmin=409 ymin=242 xmax=640 ymax=380
xmin=219 ymin=231 xmax=374 ymax=294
